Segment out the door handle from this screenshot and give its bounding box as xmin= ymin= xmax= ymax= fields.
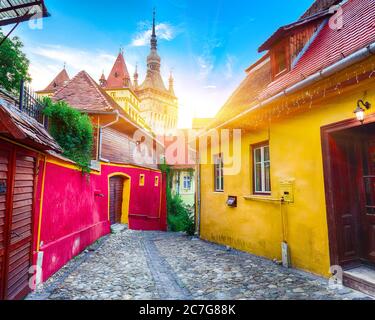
xmin=11 ymin=231 xmax=21 ymax=237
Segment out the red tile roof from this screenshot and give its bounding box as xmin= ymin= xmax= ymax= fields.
xmin=0 ymin=92 xmax=61 ymax=152
xmin=53 ymin=70 xmax=119 ymax=112
xmin=52 ymin=71 xmax=152 ymax=135
xmin=300 ymin=0 xmax=342 ymax=20
xmin=260 ymin=0 xmax=375 ymax=99
xmin=207 ymin=56 xmax=272 ymax=129
xmin=40 ymin=68 xmax=70 ymax=93
xmin=105 ymin=52 xmax=133 ymax=89
xmin=258 ymin=10 xmax=332 ymax=52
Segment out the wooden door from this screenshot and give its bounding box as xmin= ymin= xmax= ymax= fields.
xmin=329 ymin=135 xmax=362 ymax=267
xmin=0 ymin=141 xmax=36 ymax=300
xmin=109 ymin=176 xmax=124 ymax=225
xmin=0 ymin=144 xmax=12 ymax=300
xmin=360 ymin=138 xmax=375 ymax=264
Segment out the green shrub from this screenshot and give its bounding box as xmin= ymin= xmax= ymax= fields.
xmin=167 ymin=195 xmax=195 ymax=236
xmin=42 ymin=98 xmax=93 ymax=173
xmin=160 ymin=164 xmax=196 ymax=236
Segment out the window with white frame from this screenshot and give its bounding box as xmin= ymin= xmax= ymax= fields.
xmin=253 ymin=143 xmax=271 ymax=194
xmin=214 ymin=153 xmax=224 ymax=192
xmin=183 ymin=175 xmax=191 ymax=190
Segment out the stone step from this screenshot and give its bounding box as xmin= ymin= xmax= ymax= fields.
xmin=110 ymin=224 xmax=128 ymax=234
xmin=344 ymin=266 xmax=375 ymax=297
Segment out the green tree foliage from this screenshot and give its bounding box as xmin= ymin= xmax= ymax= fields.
xmin=160 ymin=164 xmax=196 ymax=236
xmin=42 ymin=98 xmax=94 ymax=173
xmin=0 ymin=30 xmax=31 ymax=94
xmin=167 ymin=195 xmax=196 ymax=236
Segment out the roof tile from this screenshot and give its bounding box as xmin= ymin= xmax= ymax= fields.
xmin=53 ymin=70 xmax=118 ymax=112
xmin=261 ymin=0 xmax=375 ymax=99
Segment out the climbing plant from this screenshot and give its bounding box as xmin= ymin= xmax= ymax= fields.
xmin=42 ymin=97 xmax=94 ymax=173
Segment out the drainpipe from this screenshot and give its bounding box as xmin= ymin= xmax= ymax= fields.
xmin=196 ymin=157 xmax=201 ymax=237
xmin=206 ymin=41 xmax=375 ymax=133
xmin=98 ymin=110 xmax=120 ymax=162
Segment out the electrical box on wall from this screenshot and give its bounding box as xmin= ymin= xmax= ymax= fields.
xmin=280 ymin=179 xmax=295 ymax=203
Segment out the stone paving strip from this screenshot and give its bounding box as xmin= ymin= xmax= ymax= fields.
xmin=27 ymin=230 xmax=372 ymax=300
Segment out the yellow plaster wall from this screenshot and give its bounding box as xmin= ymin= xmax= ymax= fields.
xmin=105 ymin=88 xmax=150 ymax=129
xmin=199 ymin=79 xmax=375 ymax=277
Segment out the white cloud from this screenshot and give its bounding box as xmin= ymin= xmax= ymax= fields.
xmin=225 ymin=55 xmax=236 ymax=79
xmin=24 ymin=44 xmax=127 ymax=90
xmin=197 ymin=56 xmax=214 ymax=79
xmin=131 ymin=23 xmax=178 ymax=47
xmin=22 ymin=41 xmax=238 ymax=130
xmin=196 ymin=38 xmax=222 ymax=80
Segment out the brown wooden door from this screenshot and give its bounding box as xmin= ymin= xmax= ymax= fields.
xmin=329 ymin=135 xmax=362 ymax=267
xmin=360 ymin=139 xmax=375 ymax=264
xmin=109 ymin=176 xmax=124 ymax=225
xmin=0 ymin=144 xmax=12 ymax=300
xmin=0 ymin=141 xmax=36 ymax=300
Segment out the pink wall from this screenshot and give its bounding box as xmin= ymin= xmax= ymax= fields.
xmin=33 ymin=159 xmax=166 ymax=281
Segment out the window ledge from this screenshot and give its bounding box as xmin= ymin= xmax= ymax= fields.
xmin=244 ymin=195 xmax=283 ymax=203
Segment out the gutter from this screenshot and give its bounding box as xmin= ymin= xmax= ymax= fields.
xmin=205 ymin=41 xmax=375 ymax=134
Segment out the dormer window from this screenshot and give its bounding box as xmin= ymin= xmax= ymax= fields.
xmin=271 ymin=40 xmax=290 ymax=79
xmin=259 ymin=12 xmax=328 ymax=81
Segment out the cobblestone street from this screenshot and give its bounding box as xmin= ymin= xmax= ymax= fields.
xmin=28 ymin=230 xmax=372 ymax=300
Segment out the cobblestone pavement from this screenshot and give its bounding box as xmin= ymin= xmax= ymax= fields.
xmin=27 ymin=230 xmax=372 ymax=300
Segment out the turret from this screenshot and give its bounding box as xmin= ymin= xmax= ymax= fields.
xmin=169 ymin=71 xmax=175 ymax=96
xmin=134 ymin=64 xmax=139 ymax=90
xmin=99 ymin=71 xmax=107 ymax=87
xmin=105 ymin=51 xmax=133 ymax=89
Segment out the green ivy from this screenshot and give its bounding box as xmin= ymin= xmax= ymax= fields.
xmin=42 ymin=98 xmax=94 ymax=173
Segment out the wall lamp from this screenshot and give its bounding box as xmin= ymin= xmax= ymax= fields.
xmin=354 ymin=100 xmax=371 ymax=124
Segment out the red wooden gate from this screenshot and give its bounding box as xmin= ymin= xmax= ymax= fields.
xmin=0 ymin=140 xmax=36 ymax=300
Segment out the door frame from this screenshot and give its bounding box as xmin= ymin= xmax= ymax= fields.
xmin=321 ymin=114 xmax=375 ymax=267
xmin=107 ymin=173 xmax=131 ymax=225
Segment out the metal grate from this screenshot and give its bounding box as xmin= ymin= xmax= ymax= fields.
xmin=19 ymin=80 xmax=46 ymax=125
xmin=0 ymin=81 xmax=47 ymax=127
xmin=0 ymin=0 xmax=49 ymax=26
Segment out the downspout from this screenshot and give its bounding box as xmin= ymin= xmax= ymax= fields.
xmin=206 ymin=41 xmax=375 ymax=133
xmin=36 ymin=155 xmax=47 ymax=252
xmin=196 ymin=156 xmax=201 ymax=237
xmin=98 ymin=110 xmax=120 ymax=162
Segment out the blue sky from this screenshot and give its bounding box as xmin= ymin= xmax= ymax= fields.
xmin=6 ymin=0 xmax=313 ymax=127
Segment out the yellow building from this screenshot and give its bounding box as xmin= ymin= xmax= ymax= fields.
xmin=197 ymin=0 xmax=375 ymax=295
xmin=99 ymin=52 xmax=151 ymax=132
